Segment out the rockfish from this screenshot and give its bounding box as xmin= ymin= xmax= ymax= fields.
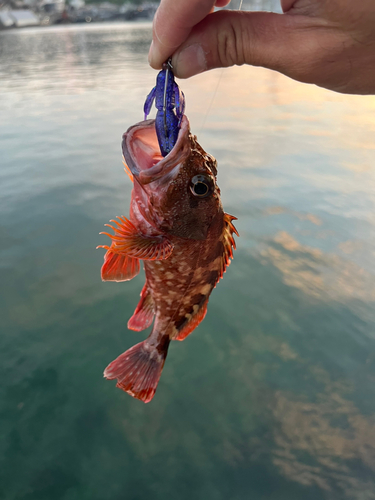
xmin=99 ymin=116 xmax=238 ymax=403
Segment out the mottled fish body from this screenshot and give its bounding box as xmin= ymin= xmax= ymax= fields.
xmin=99 ymin=116 xmax=238 ymax=403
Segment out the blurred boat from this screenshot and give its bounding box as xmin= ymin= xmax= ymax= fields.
xmin=0 ymin=8 xmax=40 ymax=28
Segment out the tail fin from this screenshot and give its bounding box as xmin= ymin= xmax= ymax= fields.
xmin=104 ymin=338 xmax=170 ymax=403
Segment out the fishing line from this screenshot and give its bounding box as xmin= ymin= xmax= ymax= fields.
xmin=165 ymin=0 xmax=244 ymax=331
xmin=199 ymin=0 xmax=244 ymax=135
xmin=163 ymin=59 xmax=172 ymax=140
xmin=154 ymin=1 xmax=244 ymax=337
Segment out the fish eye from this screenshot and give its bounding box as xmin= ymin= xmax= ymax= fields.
xmin=190 ymin=175 xmax=213 ymax=198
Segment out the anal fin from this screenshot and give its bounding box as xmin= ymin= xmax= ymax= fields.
xmin=175 ymin=299 xmax=209 ymax=341
xmin=128 ymin=284 xmax=155 ymax=331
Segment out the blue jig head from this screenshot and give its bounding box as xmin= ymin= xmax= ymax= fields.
xmin=144 ymin=59 xmax=185 ymax=157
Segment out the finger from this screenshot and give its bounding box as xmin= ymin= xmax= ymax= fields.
xmin=170 ymin=10 xmax=334 ymax=82
xmin=149 ymin=0 xmax=216 ymax=69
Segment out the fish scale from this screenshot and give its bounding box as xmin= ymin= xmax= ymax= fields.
xmin=144 ymin=229 xmax=222 ymax=339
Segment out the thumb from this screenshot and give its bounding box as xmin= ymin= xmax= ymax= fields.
xmin=171 ymin=10 xmax=342 ymax=87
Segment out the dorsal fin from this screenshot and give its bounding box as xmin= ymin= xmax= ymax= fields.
xmin=217 ymin=213 xmax=239 ymax=285
xmin=99 ymin=216 xmax=173 ymax=261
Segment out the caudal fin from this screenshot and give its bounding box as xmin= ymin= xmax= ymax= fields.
xmin=104 ymin=338 xmax=170 ymax=403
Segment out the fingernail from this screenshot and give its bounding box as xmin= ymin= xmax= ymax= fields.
xmin=148 ymin=40 xmax=158 ymax=68
xmin=148 ymin=40 xmax=165 ymax=69
xmin=175 ymin=44 xmax=207 ymax=78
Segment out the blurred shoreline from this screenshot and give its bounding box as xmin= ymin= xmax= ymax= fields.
xmin=0 ymin=1 xmax=158 ymax=29
xmin=0 ymin=0 xmax=281 ymax=30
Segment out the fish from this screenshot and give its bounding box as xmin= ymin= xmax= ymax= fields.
xmin=98 ymin=115 xmax=238 ymax=403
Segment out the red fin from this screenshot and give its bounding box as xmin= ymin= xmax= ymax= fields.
xmin=100 ymin=216 xmax=173 ymax=260
xmin=175 ymin=299 xmax=209 ymax=341
xmin=122 ymin=159 xmax=133 ymax=182
xmin=217 ymin=213 xmax=239 ymax=285
xmin=128 ymin=284 xmax=155 ymax=331
xmin=100 ymin=249 xmax=140 ymax=282
xmin=104 ymin=338 xmax=170 ymax=403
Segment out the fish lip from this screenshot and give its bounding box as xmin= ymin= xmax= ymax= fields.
xmin=122 ymin=116 xmax=191 ymax=185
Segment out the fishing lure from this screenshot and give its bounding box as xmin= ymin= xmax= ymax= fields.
xmin=144 ymin=59 xmax=185 ymax=157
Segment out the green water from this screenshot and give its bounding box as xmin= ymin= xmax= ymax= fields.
xmin=1 ymin=22 xmax=375 ymax=500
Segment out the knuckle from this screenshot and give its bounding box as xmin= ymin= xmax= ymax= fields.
xmin=217 ymin=21 xmax=245 ymax=67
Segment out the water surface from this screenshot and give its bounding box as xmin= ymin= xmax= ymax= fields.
xmin=1 ymin=22 xmax=375 ymax=500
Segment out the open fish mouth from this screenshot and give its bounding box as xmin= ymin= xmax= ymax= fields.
xmin=122 ymin=116 xmax=191 ymax=185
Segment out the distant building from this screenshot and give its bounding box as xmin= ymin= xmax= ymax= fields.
xmin=69 ymin=0 xmax=85 ymax=9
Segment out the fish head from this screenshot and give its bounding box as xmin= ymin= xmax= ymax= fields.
xmin=122 ymin=116 xmax=223 ymax=240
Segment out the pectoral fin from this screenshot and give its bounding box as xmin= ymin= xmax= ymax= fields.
xmin=99 ymin=216 xmax=173 ymax=260
xmin=123 ymin=159 xmax=134 ymax=182
xmin=100 ymin=249 xmax=140 ymax=282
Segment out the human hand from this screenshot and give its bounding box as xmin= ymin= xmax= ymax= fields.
xmin=149 ymin=0 xmax=375 ymax=95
